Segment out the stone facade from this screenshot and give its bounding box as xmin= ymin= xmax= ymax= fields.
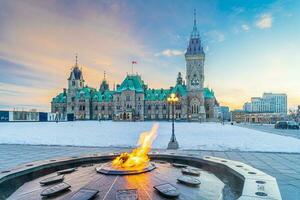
xmin=51 ymin=14 xmax=219 ymax=121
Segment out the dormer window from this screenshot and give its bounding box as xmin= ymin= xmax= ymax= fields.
xmin=72 ymin=81 xmax=75 ymax=86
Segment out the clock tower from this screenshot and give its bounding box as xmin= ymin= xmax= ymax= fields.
xmin=185 ymin=10 xmax=206 ymax=121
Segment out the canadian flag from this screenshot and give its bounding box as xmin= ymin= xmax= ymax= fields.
xmin=132 ymin=61 xmax=137 ymax=64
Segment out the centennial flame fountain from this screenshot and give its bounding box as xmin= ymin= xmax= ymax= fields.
xmin=1 ymin=122 xmax=282 ymax=199
xmin=96 ymin=124 xmax=158 ymax=175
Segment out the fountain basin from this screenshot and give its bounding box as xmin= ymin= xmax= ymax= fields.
xmin=0 ymin=152 xmax=282 ymax=200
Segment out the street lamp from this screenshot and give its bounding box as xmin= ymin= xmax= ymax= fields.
xmin=167 ymin=93 xmax=179 ymax=149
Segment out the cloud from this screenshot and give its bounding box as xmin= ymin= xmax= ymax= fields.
xmin=241 ymin=24 xmax=250 ymax=32
xmin=155 ymin=49 xmax=185 ymax=57
xmin=256 ymin=14 xmax=273 ymax=29
xmin=0 ymin=1 xmax=159 ymax=111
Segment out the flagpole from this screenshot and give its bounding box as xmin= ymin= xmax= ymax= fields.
xmin=131 ymin=62 xmax=133 ymax=75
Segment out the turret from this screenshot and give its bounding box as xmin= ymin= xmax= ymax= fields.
xmin=67 ymin=54 xmax=85 ymax=114
xmin=99 ymin=71 xmax=109 ymax=92
xmin=176 ymin=72 xmax=183 ymax=85
xmin=68 ymin=54 xmax=84 ymax=91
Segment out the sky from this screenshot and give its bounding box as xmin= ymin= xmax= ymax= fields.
xmin=0 ymin=0 xmax=300 ymax=111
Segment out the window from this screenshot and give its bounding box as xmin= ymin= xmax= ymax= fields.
xmin=102 ymin=105 xmax=105 ymax=111
xmin=163 ymin=104 xmax=166 ymax=110
xmin=148 ymin=105 xmax=151 ymax=110
xmin=155 ymin=105 xmax=159 ymax=110
xmin=71 ymin=97 xmax=75 ymax=102
xmin=126 ymin=95 xmax=130 ymax=101
xmin=95 ymin=106 xmax=98 ymax=111
xmin=71 ymin=106 xmax=74 ymax=111
xmin=72 ymin=81 xmax=75 ymax=86
xmin=82 ymin=106 xmax=85 ymax=111
xmin=176 ymin=104 xmax=181 ymax=110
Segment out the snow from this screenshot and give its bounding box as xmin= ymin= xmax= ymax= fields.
xmin=1 ymin=121 xmax=300 ymax=152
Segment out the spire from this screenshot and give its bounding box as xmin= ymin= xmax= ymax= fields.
xmin=194 ymin=9 xmax=196 ymax=28
xmin=191 ymin=9 xmax=199 ymax=39
xmin=103 ymin=71 xmax=106 ymax=80
xmin=75 ymin=53 xmax=78 ymax=67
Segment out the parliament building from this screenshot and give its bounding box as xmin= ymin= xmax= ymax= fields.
xmin=51 ymin=14 xmax=219 ymax=121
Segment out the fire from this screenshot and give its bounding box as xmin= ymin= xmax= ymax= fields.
xmin=112 ymin=123 xmax=159 ymax=170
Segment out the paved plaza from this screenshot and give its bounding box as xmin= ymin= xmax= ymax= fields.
xmin=0 ymin=144 xmax=299 ymax=199
xmin=237 ymin=123 xmax=300 ymax=139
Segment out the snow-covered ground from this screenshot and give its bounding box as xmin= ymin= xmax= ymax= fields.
xmin=1 ymin=121 xmax=300 ymax=152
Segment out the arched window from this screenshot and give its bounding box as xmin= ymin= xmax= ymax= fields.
xmin=148 ymin=105 xmax=151 ymax=110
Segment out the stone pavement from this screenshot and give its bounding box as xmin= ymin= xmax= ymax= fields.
xmin=237 ymin=123 xmax=300 ymax=139
xmin=0 ymin=144 xmax=299 ymax=199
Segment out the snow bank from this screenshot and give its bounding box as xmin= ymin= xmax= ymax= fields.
xmin=1 ymin=121 xmax=300 ymax=152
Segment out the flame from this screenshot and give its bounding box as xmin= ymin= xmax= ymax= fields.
xmin=112 ymin=123 xmax=159 ymax=170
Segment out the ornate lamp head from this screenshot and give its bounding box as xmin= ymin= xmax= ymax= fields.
xmin=167 ymin=93 xmax=179 ymax=103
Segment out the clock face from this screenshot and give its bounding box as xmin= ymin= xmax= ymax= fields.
xmin=191 ymin=78 xmax=199 ymax=86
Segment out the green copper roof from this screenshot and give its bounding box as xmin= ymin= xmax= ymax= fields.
xmin=145 ymin=89 xmax=170 ymax=101
xmin=116 ymin=75 xmax=146 ymax=93
xmin=92 ymin=90 xmax=114 ymax=102
xmin=76 ymin=86 xmax=97 ymax=99
xmin=204 ymin=87 xmax=215 ymax=99
xmin=52 ymin=92 xmax=66 ymax=103
xmin=171 ymin=84 xmax=187 ymax=96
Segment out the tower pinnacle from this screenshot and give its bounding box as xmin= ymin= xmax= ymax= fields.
xmin=75 ymin=53 xmax=78 ymax=67
xmin=191 ymin=9 xmax=199 ymax=39
xmin=194 ymin=9 xmax=196 ymax=27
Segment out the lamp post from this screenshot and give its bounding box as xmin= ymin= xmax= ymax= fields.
xmin=167 ymin=93 xmax=179 ymax=149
